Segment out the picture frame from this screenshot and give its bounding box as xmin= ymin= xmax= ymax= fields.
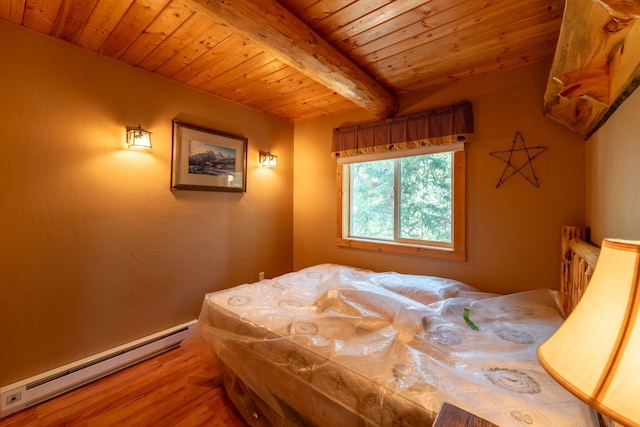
xmin=171 ymin=120 xmax=247 ymax=192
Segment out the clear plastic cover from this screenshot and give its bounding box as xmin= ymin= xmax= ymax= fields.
xmin=188 ymin=264 xmax=598 ymax=426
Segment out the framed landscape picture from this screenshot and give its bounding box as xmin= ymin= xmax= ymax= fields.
xmin=171 ymin=120 xmax=247 ymax=192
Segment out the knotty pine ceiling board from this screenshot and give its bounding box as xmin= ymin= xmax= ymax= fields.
xmin=1 ymin=0 xmax=565 ymax=122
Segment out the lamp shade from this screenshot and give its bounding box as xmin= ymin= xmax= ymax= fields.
xmin=537 ymin=238 xmax=640 ymax=427
xmin=126 ymin=125 xmax=152 ymax=149
xmin=259 ymin=151 xmax=278 ymax=167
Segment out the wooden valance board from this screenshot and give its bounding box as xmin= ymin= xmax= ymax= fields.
xmin=544 ymin=0 xmax=640 ymax=138
xmin=331 ymin=101 xmax=473 ymax=158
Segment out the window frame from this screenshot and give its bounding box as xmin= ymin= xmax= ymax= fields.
xmin=337 ymin=146 xmax=466 ymax=261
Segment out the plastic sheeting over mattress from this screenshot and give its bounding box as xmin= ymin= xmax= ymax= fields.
xmin=192 ymin=264 xmax=598 ymax=426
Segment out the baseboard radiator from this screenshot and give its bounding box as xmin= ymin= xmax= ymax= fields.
xmin=0 ymin=320 xmax=197 ymax=419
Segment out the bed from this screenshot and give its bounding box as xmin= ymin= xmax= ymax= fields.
xmin=189 ymin=225 xmax=602 ymax=426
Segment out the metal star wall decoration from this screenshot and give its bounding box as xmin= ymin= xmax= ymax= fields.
xmin=490 ymin=131 xmax=548 ymax=188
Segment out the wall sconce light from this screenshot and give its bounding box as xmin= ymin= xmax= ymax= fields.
xmin=126 ymin=124 xmax=152 ymax=149
xmin=259 ymin=151 xmax=278 ymax=167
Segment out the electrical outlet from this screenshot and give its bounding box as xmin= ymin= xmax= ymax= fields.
xmin=259 ymin=272 xmax=265 ymax=281
xmin=5 ymin=392 xmax=21 ymax=406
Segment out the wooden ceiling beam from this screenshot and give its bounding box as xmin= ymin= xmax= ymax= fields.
xmin=185 ymin=0 xmax=398 ymax=119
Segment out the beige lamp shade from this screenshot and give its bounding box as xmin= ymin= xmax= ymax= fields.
xmin=537 ymin=238 xmax=640 ymax=427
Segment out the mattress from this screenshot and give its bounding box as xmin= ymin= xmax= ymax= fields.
xmin=193 ymin=264 xmax=598 ymax=426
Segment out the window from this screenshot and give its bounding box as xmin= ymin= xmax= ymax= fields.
xmin=337 ymin=145 xmax=465 ymax=261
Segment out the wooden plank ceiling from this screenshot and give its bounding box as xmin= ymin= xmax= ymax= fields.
xmin=0 ymin=0 xmax=564 ymax=122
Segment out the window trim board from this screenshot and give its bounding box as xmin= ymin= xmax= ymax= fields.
xmin=336 ymin=150 xmax=466 ymax=262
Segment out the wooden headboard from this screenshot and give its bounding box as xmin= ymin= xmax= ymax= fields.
xmin=560 ymin=225 xmax=601 ymax=316
xmin=560 ymin=226 xmax=614 ymax=427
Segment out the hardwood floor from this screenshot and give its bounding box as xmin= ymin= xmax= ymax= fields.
xmin=0 ymin=344 xmax=248 ymax=426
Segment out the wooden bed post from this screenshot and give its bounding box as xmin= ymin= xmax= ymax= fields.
xmin=560 ymin=225 xmax=589 ymax=316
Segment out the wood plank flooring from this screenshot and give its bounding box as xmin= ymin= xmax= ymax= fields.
xmin=0 ymin=344 xmax=248 ymax=426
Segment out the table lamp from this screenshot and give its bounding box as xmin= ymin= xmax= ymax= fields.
xmin=538 ymin=238 xmax=640 ymax=427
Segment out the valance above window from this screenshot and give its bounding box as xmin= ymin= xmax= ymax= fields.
xmin=331 ymin=100 xmax=473 ymax=158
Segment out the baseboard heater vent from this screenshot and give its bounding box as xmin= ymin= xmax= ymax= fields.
xmin=0 ymin=320 xmax=197 ymax=419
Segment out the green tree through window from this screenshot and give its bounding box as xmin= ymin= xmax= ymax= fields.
xmin=338 ymin=148 xmax=464 ymax=261
xmin=399 ymin=152 xmax=452 ymax=242
xmin=350 ymin=159 xmax=394 ymax=239
xmin=348 ymin=152 xmax=452 ymax=244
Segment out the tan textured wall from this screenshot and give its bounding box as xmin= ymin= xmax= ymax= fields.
xmin=293 ymin=61 xmax=585 ymax=294
xmin=587 ymin=88 xmax=640 ymax=244
xmin=0 ymin=22 xmax=293 ymax=385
